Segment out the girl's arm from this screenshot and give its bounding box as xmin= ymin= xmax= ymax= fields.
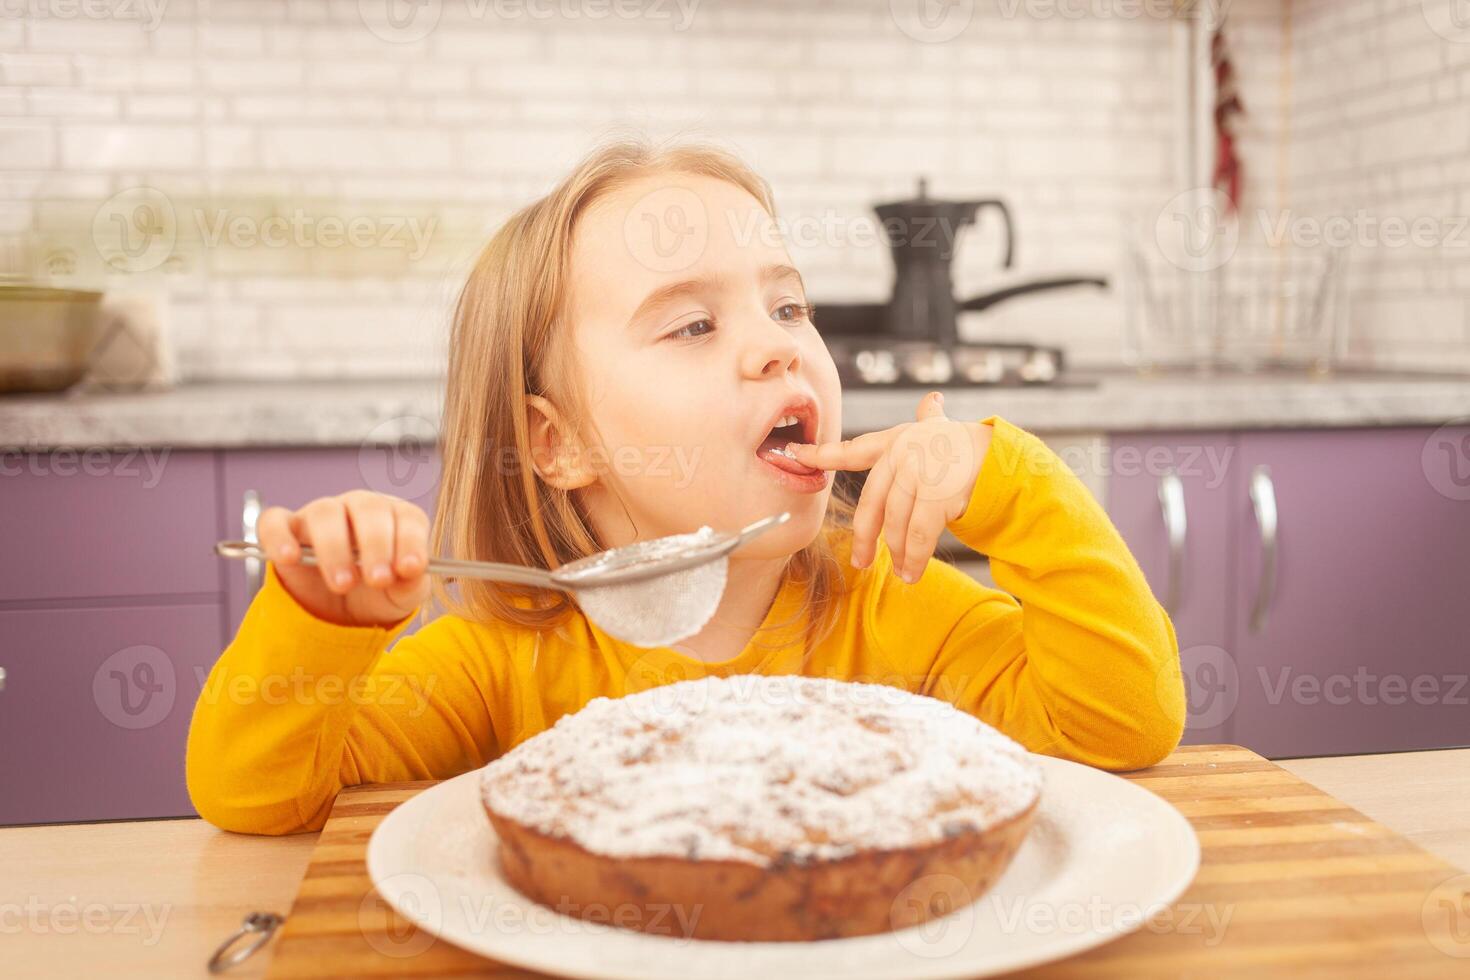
xmin=794 ymin=405 xmax=1185 ymax=771
xmin=185 ymin=560 xmax=506 ymax=835
xmin=903 ymin=417 xmax=1185 ymax=769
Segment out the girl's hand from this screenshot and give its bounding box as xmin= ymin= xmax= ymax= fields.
xmin=787 ymin=391 xmax=992 ymax=584
xmin=256 ymin=490 xmax=432 ymax=628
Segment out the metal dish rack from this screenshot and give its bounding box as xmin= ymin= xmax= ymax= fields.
xmin=1124 ymin=239 xmax=1349 ymax=373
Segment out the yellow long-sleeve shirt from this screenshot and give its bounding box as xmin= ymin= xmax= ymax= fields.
xmin=186 ymin=417 xmax=1185 ymax=835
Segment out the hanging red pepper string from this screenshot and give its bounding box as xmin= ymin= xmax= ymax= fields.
xmin=1212 ymin=21 xmax=1245 ymax=212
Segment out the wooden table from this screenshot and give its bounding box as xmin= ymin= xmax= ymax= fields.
xmin=1 ymin=817 xmax=317 ymax=979
xmin=5 ymin=746 xmax=1469 ymax=978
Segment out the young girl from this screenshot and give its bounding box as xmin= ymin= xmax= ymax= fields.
xmin=187 ymin=138 xmax=1185 ymax=835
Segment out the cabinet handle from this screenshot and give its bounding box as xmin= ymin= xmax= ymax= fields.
xmin=1157 ymin=469 xmax=1187 ymax=614
xmin=1248 ymin=465 xmax=1278 ymax=633
xmin=242 ymin=490 xmax=263 ymax=602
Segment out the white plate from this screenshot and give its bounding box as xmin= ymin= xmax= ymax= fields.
xmin=367 ymin=755 xmax=1199 ymax=980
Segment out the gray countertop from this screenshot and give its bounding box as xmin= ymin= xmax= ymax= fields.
xmin=3 ymin=370 xmax=1470 ymax=450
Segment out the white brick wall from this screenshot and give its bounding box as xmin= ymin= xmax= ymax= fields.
xmin=3 ymin=0 xmax=1242 ymax=380
xmin=1283 ymin=0 xmax=1470 ymax=372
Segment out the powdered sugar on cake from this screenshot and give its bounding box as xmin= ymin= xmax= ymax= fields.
xmin=480 ymin=674 xmax=1043 ymax=867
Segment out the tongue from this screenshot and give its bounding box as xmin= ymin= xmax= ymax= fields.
xmin=756 ymin=436 xmax=822 ymax=476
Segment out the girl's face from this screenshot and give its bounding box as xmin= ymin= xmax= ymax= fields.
xmin=558 ymin=172 xmax=842 ymax=557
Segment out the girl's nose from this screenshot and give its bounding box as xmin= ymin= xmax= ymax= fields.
xmin=739 ymin=314 xmax=802 ymax=379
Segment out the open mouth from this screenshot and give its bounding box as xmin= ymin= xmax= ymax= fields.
xmin=755 ymin=400 xmax=824 ymax=480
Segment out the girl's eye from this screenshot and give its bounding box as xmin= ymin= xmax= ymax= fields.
xmin=666 ymin=318 xmax=715 ymax=341
xmin=773 ymin=302 xmax=814 ymax=323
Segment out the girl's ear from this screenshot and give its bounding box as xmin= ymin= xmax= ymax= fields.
xmin=524 ymin=394 xmax=596 ymax=490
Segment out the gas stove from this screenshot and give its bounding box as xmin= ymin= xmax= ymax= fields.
xmin=808 ymin=179 xmax=1108 ymax=389
xmin=826 ymin=337 xmax=1067 ymax=388
xmin=813 ymin=301 xmax=1075 ymax=389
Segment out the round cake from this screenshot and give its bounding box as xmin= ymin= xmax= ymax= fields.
xmin=479 ymin=674 xmax=1042 ymax=942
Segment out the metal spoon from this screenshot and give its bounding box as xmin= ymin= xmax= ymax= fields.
xmin=214 ymin=512 xmax=791 ymax=648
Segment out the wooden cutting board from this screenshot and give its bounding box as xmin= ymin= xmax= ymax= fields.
xmin=264 ymin=745 xmax=1470 ymax=978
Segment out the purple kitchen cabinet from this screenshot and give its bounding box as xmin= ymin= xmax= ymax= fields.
xmin=0 ymin=442 xmax=442 ymax=826
xmin=0 ymin=601 xmax=222 ymax=824
xmin=219 ymin=446 xmax=441 ymax=638
xmin=1228 ymin=427 xmax=1470 ymax=758
xmin=1108 ymin=433 xmax=1239 ymax=745
xmin=0 ymin=449 xmax=220 ymax=602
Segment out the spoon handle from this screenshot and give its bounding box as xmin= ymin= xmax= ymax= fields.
xmin=735 ymin=511 xmax=792 ymax=545
xmin=213 ymin=541 xmax=560 ymax=589
xmin=215 ymin=511 xmax=791 ymax=593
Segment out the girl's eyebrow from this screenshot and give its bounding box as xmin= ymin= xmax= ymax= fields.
xmin=626 ymin=275 xmax=721 ymax=330
xmin=626 ymin=264 xmax=806 ymax=330
xmin=761 ymin=263 xmax=805 ymax=291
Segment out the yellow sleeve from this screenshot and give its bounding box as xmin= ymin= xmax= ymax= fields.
xmin=185 ymin=561 xmax=507 ymax=835
xmin=893 ymin=417 xmax=1185 ymax=770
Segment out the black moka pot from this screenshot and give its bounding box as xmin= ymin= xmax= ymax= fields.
xmin=872 ymin=178 xmax=1106 ymax=348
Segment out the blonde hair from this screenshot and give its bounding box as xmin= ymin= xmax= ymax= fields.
xmin=429 ymin=134 xmax=856 ymax=657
